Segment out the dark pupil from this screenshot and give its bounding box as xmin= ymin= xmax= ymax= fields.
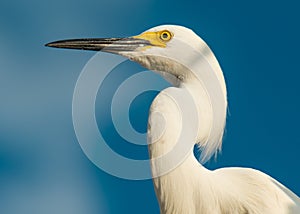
xmin=162 ymin=33 xmax=168 ymax=39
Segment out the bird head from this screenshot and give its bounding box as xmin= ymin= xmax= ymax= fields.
xmin=46 ymin=25 xmax=215 ymax=85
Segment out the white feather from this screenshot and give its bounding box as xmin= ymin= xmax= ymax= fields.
xmin=130 ymin=25 xmax=300 ymax=213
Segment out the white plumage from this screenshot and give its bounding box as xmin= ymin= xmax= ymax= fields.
xmin=46 ymin=24 xmax=300 ymax=214
xmin=143 ymin=25 xmax=300 ymax=214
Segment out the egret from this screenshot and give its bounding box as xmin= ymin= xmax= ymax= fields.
xmin=46 ymin=25 xmax=300 ymax=214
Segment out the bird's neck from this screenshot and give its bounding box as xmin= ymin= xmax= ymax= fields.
xmin=146 ymin=50 xmax=227 ymax=211
xmin=147 ymin=81 xmax=221 ymax=213
xmin=144 ymin=50 xmax=227 ymax=162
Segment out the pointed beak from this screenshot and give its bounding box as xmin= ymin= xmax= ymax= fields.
xmin=45 ymin=37 xmax=152 ymax=53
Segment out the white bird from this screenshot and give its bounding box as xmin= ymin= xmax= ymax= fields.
xmin=46 ymin=25 xmax=300 ymax=214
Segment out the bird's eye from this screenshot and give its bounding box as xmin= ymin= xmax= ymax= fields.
xmin=159 ymin=30 xmax=172 ymax=42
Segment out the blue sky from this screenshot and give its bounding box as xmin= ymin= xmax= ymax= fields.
xmin=0 ymin=0 xmax=299 ymax=213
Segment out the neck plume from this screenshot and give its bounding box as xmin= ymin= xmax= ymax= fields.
xmin=143 ymin=45 xmax=227 ymax=163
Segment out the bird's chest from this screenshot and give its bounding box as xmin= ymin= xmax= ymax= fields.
xmin=153 ymin=174 xmax=197 ymax=214
xmin=152 ymin=161 xmax=217 ymax=214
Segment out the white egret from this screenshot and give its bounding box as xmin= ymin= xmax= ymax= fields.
xmin=46 ymin=25 xmax=300 ymax=214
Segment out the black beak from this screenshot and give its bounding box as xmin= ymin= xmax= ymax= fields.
xmin=45 ymin=37 xmax=151 ymax=53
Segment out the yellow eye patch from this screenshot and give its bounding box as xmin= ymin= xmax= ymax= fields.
xmin=133 ymin=30 xmax=173 ymax=48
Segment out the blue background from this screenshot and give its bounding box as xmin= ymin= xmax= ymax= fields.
xmin=1 ymin=0 xmax=299 ymax=213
